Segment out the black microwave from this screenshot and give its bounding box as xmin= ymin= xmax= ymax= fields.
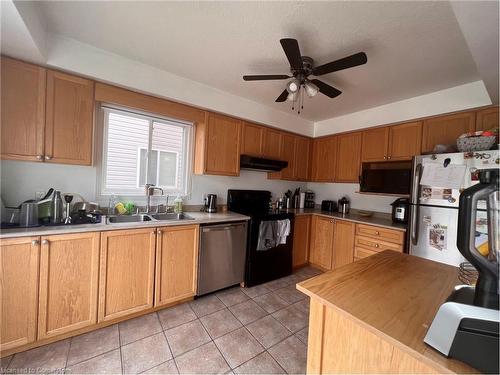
xmin=359 ymin=168 xmax=411 ymax=195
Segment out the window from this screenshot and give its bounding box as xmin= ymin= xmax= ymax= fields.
xmin=100 ymin=106 xmax=192 ymax=196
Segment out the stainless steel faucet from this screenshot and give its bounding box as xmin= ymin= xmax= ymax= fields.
xmin=145 ymin=184 xmax=164 ymax=213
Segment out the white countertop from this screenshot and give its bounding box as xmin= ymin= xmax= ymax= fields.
xmin=0 ymin=211 xmax=250 ymax=239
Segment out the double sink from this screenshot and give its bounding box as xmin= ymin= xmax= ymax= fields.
xmin=107 ymin=213 xmax=194 ymax=224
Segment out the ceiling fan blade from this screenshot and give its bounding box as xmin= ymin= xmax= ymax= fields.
xmin=243 ymin=74 xmax=290 ymax=81
xmin=280 ymin=38 xmax=303 ymax=71
xmin=275 ymin=89 xmax=289 ymax=102
xmin=312 ymin=52 xmax=367 ymax=76
xmin=310 ymin=79 xmax=342 ymax=98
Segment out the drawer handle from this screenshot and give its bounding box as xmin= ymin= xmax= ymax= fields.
xmin=375 ymin=231 xmax=380 ymax=235
xmin=42 ymin=239 xmax=49 ymax=245
xmin=31 ymin=240 xmax=39 ymax=246
xmin=375 ymin=244 xmax=379 ymax=248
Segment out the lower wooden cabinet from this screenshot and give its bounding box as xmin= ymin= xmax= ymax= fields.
xmin=155 ymin=225 xmax=199 ymax=307
xmin=99 ymin=228 xmax=156 ymax=322
xmin=0 ymin=237 xmax=40 ymax=351
xmin=293 ymin=215 xmax=311 ymax=268
xmin=309 ymin=216 xmax=335 ymax=269
xmin=38 ymin=232 xmax=100 ymax=339
xmin=332 ymin=220 xmax=355 ymax=269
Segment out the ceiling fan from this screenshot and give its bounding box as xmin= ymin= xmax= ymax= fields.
xmin=243 ymin=38 xmax=367 ymax=113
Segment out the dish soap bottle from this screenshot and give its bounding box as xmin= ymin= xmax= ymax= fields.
xmin=173 ymin=195 xmax=183 ymax=213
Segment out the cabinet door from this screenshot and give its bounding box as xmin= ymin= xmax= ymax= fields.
xmin=295 ymin=137 xmax=311 ymax=181
xmin=309 ymin=216 xmax=334 ymax=270
xmin=38 ymin=232 xmax=100 ymax=339
xmin=1 ymin=57 xmax=46 ymax=161
xmin=311 ymin=136 xmax=337 ymax=182
xmin=336 ymin=132 xmax=362 ymax=183
xmin=421 ymin=112 xmax=475 ymax=153
xmin=361 ymin=127 xmax=389 ymax=162
xmin=279 ymin=133 xmax=297 ymax=180
xmin=332 ymin=220 xmax=355 ymax=269
xmin=99 ymin=228 xmax=156 ymax=322
xmin=45 ymin=70 xmax=94 ymax=165
xmin=205 ymin=113 xmax=241 ymax=176
xmin=475 ymin=107 xmax=499 ymax=131
xmin=262 ymin=128 xmax=282 ymax=159
xmin=388 ymin=122 xmax=422 ymax=161
xmin=1 ymin=237 xmax=40 ymax=351
xmin=241 ymin=122 xmax=263 ymax=156
xmin=293 ymin=215 xmax=311 ymax=268
xmin=155 ymin=225 xmax=199 ymax=307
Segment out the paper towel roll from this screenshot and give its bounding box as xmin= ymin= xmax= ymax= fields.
xmin=299 ymin=192 xmax=305 ymax=209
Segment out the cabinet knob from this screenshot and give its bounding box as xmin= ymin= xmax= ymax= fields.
xmin=157 ymin=230 xmax=162 ymax=234
xmin=42 ymin=239 xmax=49 ymax=245
xmin=388 ymin=156 xmax=392 ymax=160
xmin=31 ymin=240 xmax=39 ymax=246
xmin=45 ymin=155 xmax=52 ymax=160
xmin=36 ymin=155 xmax=43 ymax=161
xmin=383 ymin=156 xmax=387 ymax=160
xmin=375 ymin=244 xmax=379 ymax=248
xmin=375 ymin=231 xmax=380 ymax=235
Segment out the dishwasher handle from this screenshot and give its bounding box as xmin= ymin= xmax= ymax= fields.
xmin=202 ymin=222 xmax=247 ymax=232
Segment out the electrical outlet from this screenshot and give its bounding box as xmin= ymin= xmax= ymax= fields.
xmin=201 ymin=193 xmax=207 ymax=202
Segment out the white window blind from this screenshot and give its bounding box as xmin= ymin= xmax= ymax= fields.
xmin=100 ymin=106 xmax=191 ymax=196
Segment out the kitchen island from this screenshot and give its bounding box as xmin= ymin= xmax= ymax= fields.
xmin=297 ymin=250 xmax=477 ymax=374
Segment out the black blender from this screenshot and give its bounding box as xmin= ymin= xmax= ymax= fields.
xmin=424 ymin=169 xmax=499 ymax=373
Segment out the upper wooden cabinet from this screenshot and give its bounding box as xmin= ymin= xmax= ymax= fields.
xmin=361 ymin=127 xmax=389 ymax=162
xmin=0 ymin=236 xmax=40 ymax=351
xmin=293 ymin=215 xmax=311 ymax=268
xmin=421 ymin=112 xmax=475 ymax=153
xmin=99 ymin=228 xmax=156 ymax=322
xmin=336 ymin=132 xmax=362 ymax=183
xmin=387 ymin=122 xmax=422 ymax=161
xmin=155 ymin=225 xmax=199 ymax=307
xmin=45 ymin=70 xmax=94 ymax=165
xmin=475 ymin=106 xmax=499 ymax=131
xmin=262 ymin=128 xmax=282 ymax=159
xmin=309 ymin=215 xmax=335 ymax=270
xmin=195 ymin=112 xmax=241 ymax=176
xmin=332 ymin=220 xmax=355 ymax=269
xmin=1 ymin=58 xmax=94 ymax=165
xmin=1 ymin=57 xmax=46 ymax=161
xmin=279 ymin=133 xmax=297 ymax=180
xmin=311 ymin=136 xmax=337 ymax=182
xmin=295 ymin=136 xmax=311 ymax=181
xmin=38 ymin=232 xmax=100 ymax=339
xmin=241 ymin=122 xmax=264 ymax=156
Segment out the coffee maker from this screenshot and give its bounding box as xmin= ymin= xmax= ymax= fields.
xmin=424 ymin=169 xmax=499 ymax=373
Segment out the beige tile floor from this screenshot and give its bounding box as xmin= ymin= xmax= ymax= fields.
xmin=2 ymin=266 xmax=322 ymax=374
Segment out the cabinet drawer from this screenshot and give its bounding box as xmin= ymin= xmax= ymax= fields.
xmin=354 ymin=236 xmax=403 ymax=253
xmin=354 ymin=247 xmax=378 ymax=260
xmin=355 ymin=224 xmax=404 ymax=244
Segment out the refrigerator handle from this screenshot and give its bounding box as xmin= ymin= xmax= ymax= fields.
xmin=410 ymin=163 xmax=423 ymax=246
xmin=410 ymin=204 xmax=419 ymax=246
xmin=411 ymin=163 xmax=423 ymax=203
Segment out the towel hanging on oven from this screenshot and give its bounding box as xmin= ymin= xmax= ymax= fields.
xmin=256 ymin=219 xmax=290 ymax=251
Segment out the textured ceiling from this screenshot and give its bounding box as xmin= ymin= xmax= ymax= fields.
xmin=37 ymin=1 xmax=480 ymax=121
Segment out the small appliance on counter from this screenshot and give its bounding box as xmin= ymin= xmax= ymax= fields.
xmin=391 ymin=197 xmax=409 ymax=223
xmin=204 ymin=194 xmax=217 ymax=213
xmin=321 ymin=200 xmax=337 ymax=212
xmin=338 ymin=196 xmax=350 ymax=214
xmin=424 ymin=169 xmax=499 ymax=374
xmin=304 ymin=190 xmax=315 ymax=209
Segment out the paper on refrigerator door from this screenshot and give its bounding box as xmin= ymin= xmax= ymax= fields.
xmin=420 ymin=162 xmax=467 ymax=189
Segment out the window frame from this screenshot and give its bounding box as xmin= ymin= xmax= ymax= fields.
xmin=96 ymin=103 xmax=193 ymax=200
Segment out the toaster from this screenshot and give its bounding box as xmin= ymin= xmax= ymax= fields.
xmin=321 ymin=200 xmax=337 ymax=212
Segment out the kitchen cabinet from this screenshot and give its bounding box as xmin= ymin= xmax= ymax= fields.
xmin=361 ymin=127 xmax=389 ymax=162
xmin=309 ymin=215 xmax=335 ymax=270
xmin=278 ymin=133 xmax=297 ymax=180
xmin=293 ymin=215 xmax=311 ymax=268
xmin=475 ymin=106 xmax=499 ymax=131
xmin=45 ymin=70 xmax=94 ymax=165
xmin=354 ymin=224 xmax=404 ymax=260
xmin=0 ymin=237 xmax=40 ymax=351
xmin=155 ymin=225 xmax=199 ymax=307
xmin=241 ymin=122 xmax=264 ymax=156
xmin=99 ymin=228 xmax=156 ymax=322
xmin=294 ymin=136 xmax=311 ymax=181
xmin=38 ymin=232 xmax=100 ymax=339
xmin=421 ymin=112 xmax=475 ymax=153
xmin=331 ymin=220 xmax=355 ymax=269
xmin=387 ymin=121 xmax=422 ymax=160
xmin=1 ymin=57 xmax=46 ymax=161
xmin=335 ymin=132 xmax=362 ymax=183
xmin=310 ymin=136 xmax=337 ymax=182
xmin=197 ymin=112 xmax=241 ymax=176
xmin=262 ymin=128 xmax=282 ymax=159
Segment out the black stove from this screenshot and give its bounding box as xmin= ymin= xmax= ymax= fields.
xmin=227 ymin=189 xmax=294 ymax=287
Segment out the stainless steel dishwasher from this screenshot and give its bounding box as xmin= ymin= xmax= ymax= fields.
xmin=197 ymin=221 xmax=247 ymax=296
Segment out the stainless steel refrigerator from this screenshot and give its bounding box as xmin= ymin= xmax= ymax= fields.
xmin=409 ymin=150 xmax=499 ymax=266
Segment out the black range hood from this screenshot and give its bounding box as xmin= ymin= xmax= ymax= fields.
xmin=240 ymin=154 xmax=288 ymax=172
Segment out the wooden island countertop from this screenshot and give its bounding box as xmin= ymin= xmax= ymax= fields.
xmin=297 ymin=250 xmax=477 ymax=374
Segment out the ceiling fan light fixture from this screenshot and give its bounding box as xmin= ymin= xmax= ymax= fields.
xmin=287 ymin=91 xmax=298 ymax=102
xmin=286 ymin=79 xmax=300 ymax=94
xmin=305 ymin=81 xmax=319 ymax=97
